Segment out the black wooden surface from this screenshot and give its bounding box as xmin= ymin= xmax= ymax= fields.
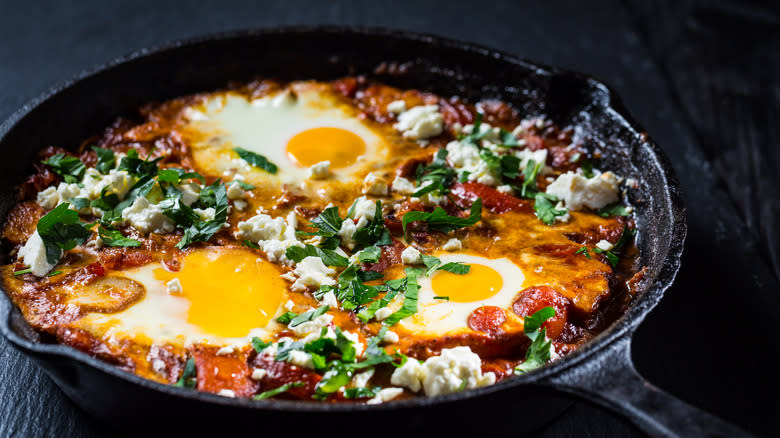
xmin=0 ymin=1 xmax=777 ymax=437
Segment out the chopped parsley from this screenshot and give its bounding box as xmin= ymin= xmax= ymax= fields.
xmin=118 ymin=149 xmax=162 ymax=179
xmin=344 ymin=386 xmax=381 ymax=399
xmin=97 ymin=225 xmax=141 ymax=247
xmin=42 ymin=154 xmax=86 ymax=183
xmin=533 ymin=193 xmax=567 ymax=225
xmin=243 ymin=240 xmax=260 ymax=250
xmin=37 ymin=203 xmax=91 ymax=264
xmin=234 ymin=147 xmax=278 ymax=174
xmin=597 ymin=204 xmax=631 ymax=217
xmin=413 ymin=148 xmax=456 ymax=197
xmin=382 ymin=267 xmax=422 ymax=326
xmin=420 ymin=254 xmax=470 ymax=276
xmin=174 ymin=357 xmax=197 ymax=388
xmin=92 ymin=147 xmax=115 ymax=174
xmin=353 ymin=201 xmax=392 ymax=248
xmin=514 ymin=307 xmax=556 ymax=374
xmin=251 ymin=337 xmax=271 ymax=353
xmin=12 ymin=268 xmax=31 ymax=276
xmin=401 ymin=198 xmax=482 ymax=235
xmin=253 ymin=382 xmax=304 ymax=400
xmin=288 ymin=305 xmax=330 ymax=328
xmin=285 ymin=244 xmax=349 ymax=267
xmin=357 ymin=246 xmax=382 ymax=263
xmin=575 ymin=246 xmax=591 ymax=259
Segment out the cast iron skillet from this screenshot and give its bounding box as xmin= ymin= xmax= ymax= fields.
xmin=0 ymin=27 xmax=749 ymax=437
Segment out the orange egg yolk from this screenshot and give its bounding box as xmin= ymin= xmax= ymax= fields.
xmin=153 ymin=248 xmax=286 ymax=338
xmin=286 ymin=127 xmax=366 ymax=168
xmin=431 ymin=264 xmax=504 ymax=303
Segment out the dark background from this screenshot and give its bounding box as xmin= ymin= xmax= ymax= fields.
xmin=0 ymin=1 xmax=778 ymax=436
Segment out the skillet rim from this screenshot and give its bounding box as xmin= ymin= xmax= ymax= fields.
xmin=0 ymin=25 xmax=686 ymax=413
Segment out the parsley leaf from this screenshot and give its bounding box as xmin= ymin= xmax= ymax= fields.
xmin=357 ymin=283 xmax=401 ymax=322
xmin=37 ymin=203 xmax=90 ymax=264
xmin=575 ymin=246 xmax=591 ymax=259
xmin=413 ymin=149 xmax=456 ymax=197
xmin=519 ymin=159 xmax=543 ymax=198
xmin=357 ymin=246 xmax=382 ymax=263
xmin=234 ymin=147 xmax=278 ymax=174
xmin=275 ymin=311 xmax=297 ymax=324
xmin=310 ymin=206 xmax=344 ymax=235
xmin=118 ymin=149 xmax=162 ymax=179
xmin=533 ymin=193 xmax=567 ymax=225
xmin=514 ymin=307 xmax=556 ymax=374
xmin=173 ymin=179 xmax=228 ymax=249
xmin=92 ymin=147 xmax=116 ymax=174
xmin=344 ymin=386 xmax=381 ymax=399
xmin=288 ymin=305 xmax=330 ymax=328
xmin=12 ymin=268 xmax=31 ymax=276
xmin=157 ymin=168 xmax=205 ymax=184
xmin=174 ymin=357 xmax=197 ymax=388
xmin=98 ymin=225 xmax=141 ymax=247
xmin=420 ymin=254 xmax=470 ymax=276
xmin=402 ymin=198 xmax=482 ymax=235
xmin=285 ymin=244 xmax=349 ymax=267
xmin=253 ymin=382 xmax=304 ymax=400
xmin=498 ymin=128 xmax=519 ymax=147
xmin=353 ymin=201 xmax=391 ymax=248
xmin=251 ymin=337 xmax=270 ymax=353
xmin=597 ymin=204 xmax=631 ymax=217
xmin=42 ymin=154 xmax=86 ymax=183
xmin=328 ymin=264 xmax=381 ymax=311
xmin=383 ymin=268 xmax=422 ymax=326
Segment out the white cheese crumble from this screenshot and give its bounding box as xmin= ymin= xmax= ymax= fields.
xmin=178 ymin=183 xmax=201 ymax=207
xmin=166 ymin=278 xmax=183 ymax=295
xmin=338 ymin=196 xmax=377 ymax=249
xmin=217 ymin=389 xmax=236 ymax=398
xmin=250 ymin=368 xmax=268 ymax=381
xmin=287 ymin=350 xmax=315 ymax=369
xmin=394 ymin=105 xmax=444 ymax=140
xmin=442 ymin=238 xmax=462 ymax=251
xmin=386 ymin=100 xmax=407 ymax=115
xmin=554 ymin=201 xmax=571 ymax=223
xmin=401 ymin=246 xmax=423 ymax=265
xmin=284 ymin=300 xmax=295 ymax=311
xmin=17 ymin=231 xmax=56 ymax=276
xmin=235 ymin=211 xmax=302 ymax=265
xmin=366 ymin=387 xmax=404 ymax=405
xmin=319 ymin=290 xmax=339 ymax=308
xmin=215 ymin=346 xmax=234 ymax=356
xmin=410 ymin=180 xmax=445 ymax=207
xmin=445 ymin=140 xmax=500 ymax=186
xmin=308 ymin=160 xmax=331 ymax=180
xmin=514 ymin=148 xmax=550 ymax=175
xmin=496 ymin=185 xmax=513 ymax=194
xmin=391 ymin=176 xmax=416 ymax=195
xmin=289 ymin=313 xmax=334 ymax=339
xmin=390 ymin=346 xmax=496 ymax=397
xmin=193 ymin=207 xmax=215 ymax=222
xmin=121 ymin=197 xmax=175 ymax=235
xmin=290 ymin=256 xmax=337 ymax=292
xmin=352 ymin=369 xmax=375 ymax=388
xmin=342 ymin=331 xmax=365 ymax=357
xmin=362 ymin=172 xmax=389 ymax=196
xmin=222 ymin=157 xmax=253 ymax=179
xmin=382 ymin=330 xmax=400 ymax=344
xmin=546 ymin=171 xmax=620 ymax=211
xmin=226 ymin=181 xmax=245 ymax=200
xmin=374 ymin=307 xmax=393 ymax=322
xmin=596 ymin=240 xmax=614 ymax=251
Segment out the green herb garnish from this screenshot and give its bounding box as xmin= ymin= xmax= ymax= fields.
xmin=234 ymin=147 xmax=278 ymax=174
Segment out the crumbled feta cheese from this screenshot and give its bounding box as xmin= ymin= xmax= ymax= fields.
xmin=596 ymin=240 xmax=614 ymax=251
xmin=83 ymin=169 xmax=135 ymax=200
xmin=287 ymin=350 xmax=315 ymax=369
xmin=121 ymin=197 xmax=176 ymax=234
xmin=308 ymin=160 xmax=331 ymax=180
xmin=222 ymin=157 xmax=252 ymax=179
xmin=386 ymin=100 xmax=407 ymax=115
xmin=390 ymin=346 xmax=496 ymax=396
xmin=554 ymin=202 xmax=571 ymax=223
xmin=178 ymin=183 xmax=201 ymax=207
xmin=342 ymin=331 xmax=365 ymax=357
xmin=217 ymin=389 xmax=236 ymax=398
xmin=382 ymin=330 xmax=400 ymax=344
xmin=446 ymin=140 xmax=500 ymax=186
xmin=284 ymin=300 xmax=295 ymax=311
xmin=390 ymin=358 xmax=425 ymax=392
xmin=17 ymin=231 xmax=56 ymax=276
xmin=36 ymin=187 xmax=59 ymax=209
xmin=514 ymin=148 xmax=550 ymax=174
xmin=462 ymin=121 xmax=501 ymax=144
xmin=442 ymin=238 xmax=462 ymax=251
xmin=391 ymin=176 xmax=416 ymax=195
xmin=251 ymin=368 xmax=268 ymax=381
xmin=235 ymin=211 xmax=301 ymax=265
xmin=410 ymin=180 xmax=445 ymax=206
xmin=401 ymin=246 xmax=423 ymax=265
xmin=352 ymin=369 xmax=375 ymax=388
xmin=338 ymin=196 xmax=377 ymax=249
xmin=366 ymin=387 xmax=404 ymax=405
xmin=193 ymin=207 xmax=216 ymax=222
xmin=319 ymin=290 xmax=339 ymax=308
xmin=362 ymin=172 xmax=389 ymax=196
xmin=289 ymin=313 xmax=334 ymax=338
xmin=216 ymin=346 xmax=234 ymax=356
xmin=546 ymin=171 xmax=619 ymax=211
xmin=374 ymin=307 xmax=393 ymax=322
xmin=226 ymin=181 xmax=245 ymax=200
xmin=166 ymin=278 xmax=183 ymax=295
xmin=290 ymin=256 xmax=337 ymax=292
xmin=496 ymin=185 xmax=513 ymax=194
xmin=394 ymin=105 xmax=444 ymax=140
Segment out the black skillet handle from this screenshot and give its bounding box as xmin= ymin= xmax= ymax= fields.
xmin=538 ymin=333 xmax=753 ymax=438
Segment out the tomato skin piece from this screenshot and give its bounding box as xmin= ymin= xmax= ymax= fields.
xmin=512 ymin=286 xmax=570 ymax=339
xmin=450 ymin=182 xmax=531 ymax=214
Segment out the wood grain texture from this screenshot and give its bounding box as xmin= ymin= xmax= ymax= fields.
xmin=0 ymin=0 xmax=776 ymax=436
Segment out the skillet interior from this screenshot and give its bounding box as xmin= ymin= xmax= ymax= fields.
xmin=0 ymin=27 xmax=685 ymax=436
